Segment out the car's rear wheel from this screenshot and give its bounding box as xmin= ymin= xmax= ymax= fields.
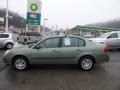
xmin=6 ymin=43 xmax=13 ymax=49
xmin=13 ymin=56 xmax=29 ymax=70
xmin=78 ymin=56 xmax=95 ymax=71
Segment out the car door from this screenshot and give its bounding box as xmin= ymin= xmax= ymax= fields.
xmin=57 ymin=37 xmax=85 ymax=64
xmin=106 ymin=32 xmax=120 ymax=48
xmin=31 ymin=37 xmax=60 ymax=64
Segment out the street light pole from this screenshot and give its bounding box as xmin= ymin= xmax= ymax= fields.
xmin=5 ymin=0 xmax=9 ymax=32
xmin=43 ymin=18 xmax=48 ymax=35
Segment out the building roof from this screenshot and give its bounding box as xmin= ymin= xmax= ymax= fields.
xmin=72 ymin=25 xmax=120 ymax=31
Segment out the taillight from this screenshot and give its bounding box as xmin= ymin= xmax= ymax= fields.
xmin=104 ymin=46 xmax=109 ymax=54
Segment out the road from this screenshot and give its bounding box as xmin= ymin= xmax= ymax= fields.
xmin=0 ymin=49 xmax=8 ymax=72
xmin=0 ymin=48 xmax=120 ymax=90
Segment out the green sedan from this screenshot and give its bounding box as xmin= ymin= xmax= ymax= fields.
xmin=3 ymin=35 xmax=109 ymax=71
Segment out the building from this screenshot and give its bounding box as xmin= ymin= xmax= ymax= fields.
xmin=68 ymin=25 xmax=120 ymax=37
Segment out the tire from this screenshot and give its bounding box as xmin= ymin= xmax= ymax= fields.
xmin=13 ymin=56 xmax=29 ymax=71
xmin=24 ymin=39 xmax=27 ymax=45
xmin=78 ymin=56 xmax=95 ymax=71
xmin=6 ymin=43 xmax=13 ymax=49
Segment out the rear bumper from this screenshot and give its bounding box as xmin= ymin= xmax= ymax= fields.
xmin=0 ymin=43 xmax=5 ymax=48
xmin=95 ymin=54 xmax=109 ymax=64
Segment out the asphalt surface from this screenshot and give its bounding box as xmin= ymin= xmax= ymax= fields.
xmin=0 ymin=48 xmax=120 ymax=90
xmin=0 ymin=49 xmax=8 ymax=72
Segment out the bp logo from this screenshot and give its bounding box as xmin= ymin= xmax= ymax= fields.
xmin=30 ymin=3 xmax=38 ymax=11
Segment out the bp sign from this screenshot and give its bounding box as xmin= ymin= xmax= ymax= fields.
xmin=30 ymin=3 xmax=38 ymax=11
xmin=26 ymin=12 xmax=41 ymax=25
xmin=27 ymin=0 xmax=41 ymax=26
xmin=27 ymin=0 xmax=41 ymax=13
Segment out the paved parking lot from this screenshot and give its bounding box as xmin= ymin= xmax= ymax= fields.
xmin=0 ymin=46 xmax=120 ymax=90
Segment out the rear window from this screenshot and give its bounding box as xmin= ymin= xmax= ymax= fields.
xmin=29 ymin=32 xmax=41 ymax=36
xmin=0 ymin=34 xmax=9 ymax=38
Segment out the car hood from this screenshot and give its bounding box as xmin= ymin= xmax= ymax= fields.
xmin=13 ymin=45 xmax=28 ymax=49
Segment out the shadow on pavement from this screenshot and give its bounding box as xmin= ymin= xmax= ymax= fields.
xmin=0 ymin=63 xmax=120 ymax=90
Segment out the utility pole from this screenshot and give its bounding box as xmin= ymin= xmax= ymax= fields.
xmin=5 ymin=0 xmax=9 ymax=32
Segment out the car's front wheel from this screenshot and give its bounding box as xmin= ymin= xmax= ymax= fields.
xmin=24 ymin=39 xmax=27 ymax=45
xmin=13 ymin=56 xmax=29 ymax=70
xmin=78 ymin=56 xmax=95 ymax=71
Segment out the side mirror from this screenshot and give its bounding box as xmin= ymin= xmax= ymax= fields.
xmin=107 ymin=37 xmax=110 ymax=39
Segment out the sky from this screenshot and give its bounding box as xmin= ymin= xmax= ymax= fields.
xmin=0 ymin=0 xmax=120 ymax=29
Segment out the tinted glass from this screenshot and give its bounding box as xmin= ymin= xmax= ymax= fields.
xmin=108 ymin=33 xmax=118 ymax=38
xmin=36 ymin=38 xmax=59 ymax=48
xmin=20 ymin=32 xmax=40 ymax=36
xmin=20 ymin=33 xmax=25 ymax=36
xmin=0 ymin=34 xmax=9 ymax=38
xmin=78 ymin=38 xmax=85 ymax=46
xmin=29 ymin=32 xmax=40 ymax=36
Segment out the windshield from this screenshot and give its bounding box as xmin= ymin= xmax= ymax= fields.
xmin=98 ymin=32 xmax=111 ymax=38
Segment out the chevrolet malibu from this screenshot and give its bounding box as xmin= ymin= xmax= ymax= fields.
xmin=3 ymin=35 xmax=109 ymax=71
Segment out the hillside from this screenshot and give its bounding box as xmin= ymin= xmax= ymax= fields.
xmin=0 ymin=9 xmax=25 ymax=28
xmin=87 ymin=19 xmax=120 ymax=29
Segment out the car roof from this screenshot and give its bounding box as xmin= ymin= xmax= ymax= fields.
xmin=45 ymin=35 xmax=84 ymax=39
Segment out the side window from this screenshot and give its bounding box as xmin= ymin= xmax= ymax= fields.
xmin=25 ymin=32 xmax=30 ymax=36
xmin=70 ymin=37 xmax=79 ymax=47
xmin=20 ymin=33 xmax=25 ymax=36
xmin=78 ymin=38 xmax=85 ymax=46
xmin=0 ymin=34 xmax=9 ymax=38
xmin=108 ymin=33 xmax=118 ymax=38
xmin=62 ymin=37 xmax=85 ymax=47
xmin=62 ymin=37 xmax=78 ymax=47
xmin=35 ymin=38 xmax=59 ymax=48
xmin=31 ymin=32 xmax=40 ymax=36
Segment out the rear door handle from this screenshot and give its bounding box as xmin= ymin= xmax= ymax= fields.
xmin=76 ymin=49 xmax=81 ymax=51
xmin=52 ymin=50 xmax=59 ymax=52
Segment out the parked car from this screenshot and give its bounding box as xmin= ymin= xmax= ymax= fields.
xmin=3 ymin=35 xmax=109 ymax=71
xmin=0 ymin=33 xmax=14 ymax=49
xmin=17 ymin=32 xmax=42 ymax=44
xmin=90 ymin=31 xmax=120 ymax=49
